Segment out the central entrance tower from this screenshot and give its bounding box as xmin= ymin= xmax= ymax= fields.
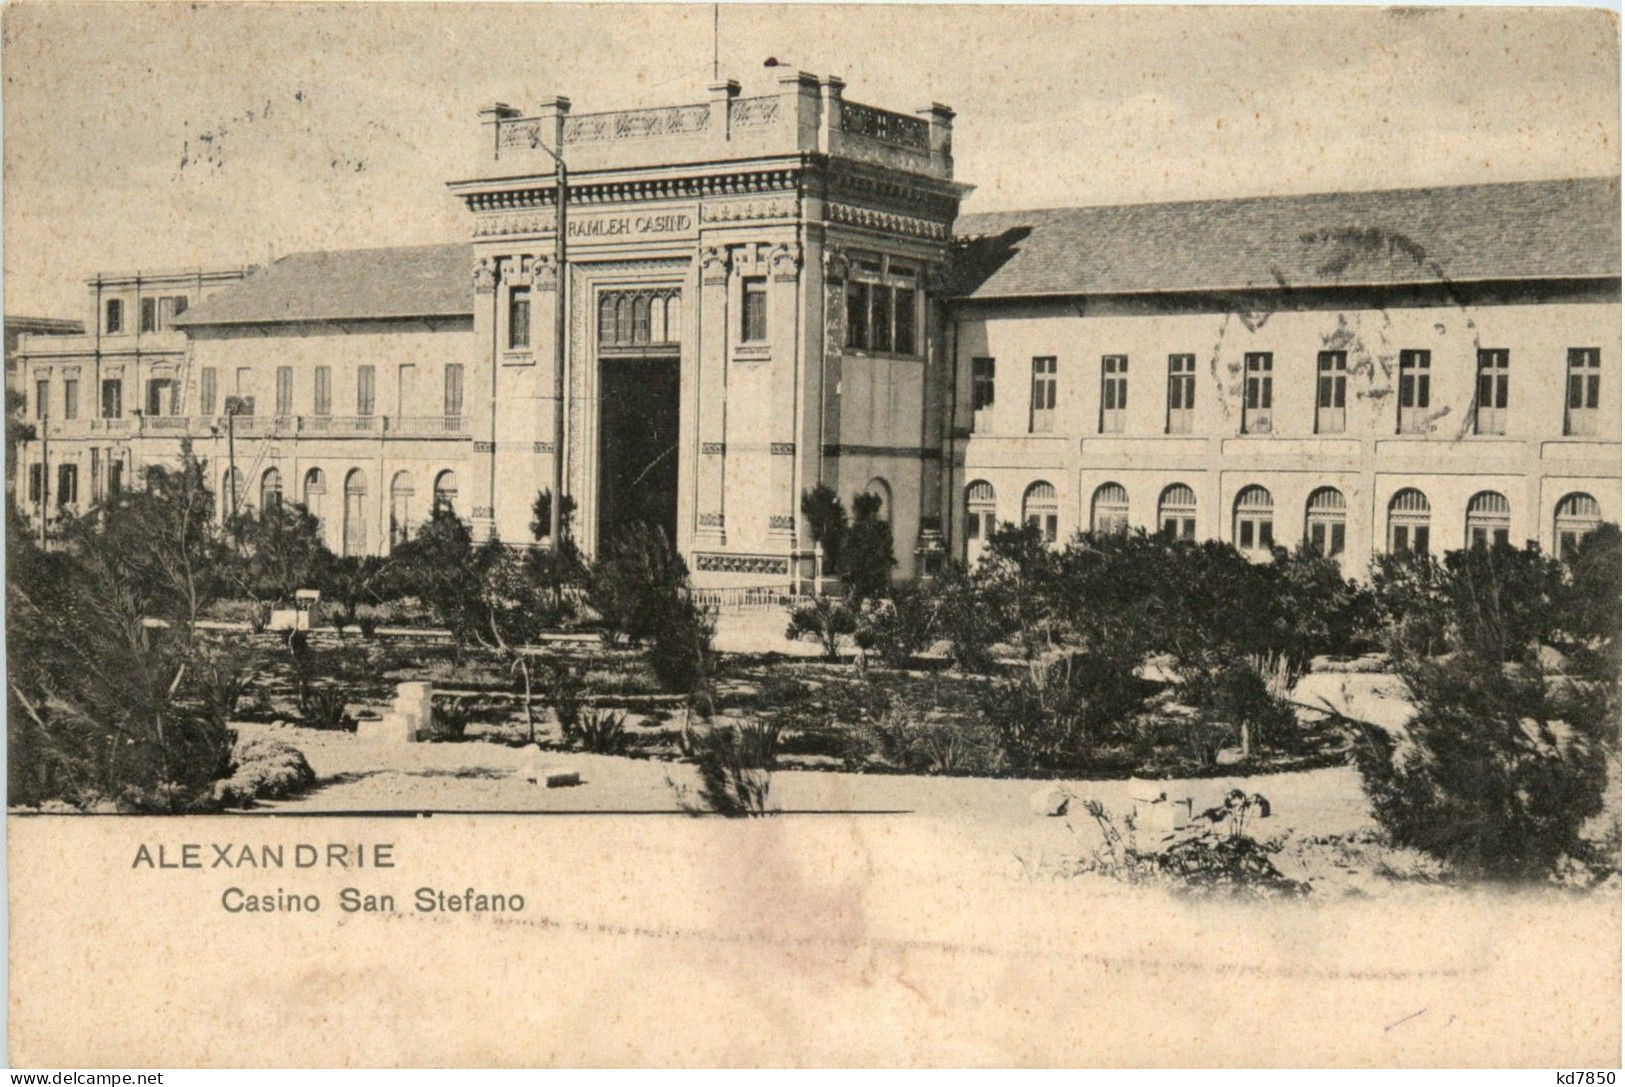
xmin=448 ymin=74 xmax=965 ymax=587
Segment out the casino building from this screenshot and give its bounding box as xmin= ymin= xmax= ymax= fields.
xmin=11 ymin=74 xmax=1621 ymax=585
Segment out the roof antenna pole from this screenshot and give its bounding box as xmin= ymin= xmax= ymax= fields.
xmin=712 ymin=3 xmax=719 ymax=81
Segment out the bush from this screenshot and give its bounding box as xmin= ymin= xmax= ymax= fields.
xmin=786 ymin=595 xmax=856 ymax=660
xmin=647 ymin=592 xmax=717 ymax=694
xmin=844 ymin=491 xmax=896 ymax=601
xmin=980 ymin=652 xmax=1149 ymax=773
xmin=854 ymin=588 xmax=935 ymax=669
xmin=573 ymin=708 xmax=629 ymax=754
xmin=547 ymin=662 xmax=584 ymax=737
xmin=1181 ymin=655 xmax=1302 ymax=756
xmin=800 ymin=485 xmax=848 ymax=576
xmin=1350 ymin=655 xmax=1612 ymax=881
xmin=683 ymin=723 xmax=777 ymax=816
xmin=929 ymin=561 xmax=1007 ymax=673
xmin=865 ymin=710 xmax=999 ymax=775
xmin=213 ymin=735 xmax=316 ymax=808
xmin=431 ymin=697 xmax=475 ymax=741
xmin=300 ymin=687 xmax=354 ymax=731
xmin=589 ymin=522 xmax=689 ymax=645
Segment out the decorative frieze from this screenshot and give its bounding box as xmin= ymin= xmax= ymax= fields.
xmin=694 ymin=552 xmax=790 ymax=576
xmin=768 ymin=515 xmax=795 ymax=531
xmin=700 ymin=441 xmax=726 ymax=455
xmin=698 ymin=512 xmax=725 ymax=527
xmin=827 ymin=201 xmax=950 ymax=241
xmin=564 ymin=104 xmax=710 ymax=144
xmin=460 ymin=170 xmax=799 ymax=214
xmin=770 ymin=442 xmax=796 ymax=456
xmin=473 ymin=441 xmax=495 ymax=453
xmin=728 ymin=96 xmax=781 ymax=129
xmin=533 ymin=441 xmax=555 ymax=454
xmin=699 ymin=196 xmax=797 ymax=224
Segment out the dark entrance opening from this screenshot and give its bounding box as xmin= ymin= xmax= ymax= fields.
xmin=597 ymin=355 xmax=680 ymax=547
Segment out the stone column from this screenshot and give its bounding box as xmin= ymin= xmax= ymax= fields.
xmin=695 ymin=246 xmax=730 ymax=543
xmin=469 ymin=256 xmax=499 ymax=542
xmin=767 ymin=241 xmax=802 ymax=542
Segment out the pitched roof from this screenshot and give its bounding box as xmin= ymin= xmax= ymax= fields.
xmin=175 ymin=243 xmax=473 ymax=325
xmin=951 ymin=176 xmax=1621 ymax=300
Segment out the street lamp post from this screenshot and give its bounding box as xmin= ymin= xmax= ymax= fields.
xmin=530 ymin=139 xmax=570 ymax=548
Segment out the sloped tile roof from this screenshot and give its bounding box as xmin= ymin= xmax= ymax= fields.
xmin=951 ymin=176 xmax=1621 ymax=300
xmin=175 ymin=243 xmax=473 ymax=325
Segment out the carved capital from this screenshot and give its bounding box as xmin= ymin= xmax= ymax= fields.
xmin=473 ymin=258 xmax=499 ymax=293
xmin=769 ymin=242 xmax=803 ymax=281
xmin=823 ymin=245 xmax=850 ymax=281
xmin=700 ymin=246 xmax=731 ymax=285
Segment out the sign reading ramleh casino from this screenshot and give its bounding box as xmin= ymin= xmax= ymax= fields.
xmin=11 ymin=73 xmax=1619 ymax=591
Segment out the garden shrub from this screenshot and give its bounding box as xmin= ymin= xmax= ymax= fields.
xmin=865 ymin=709 xmax=998 ymax=775
xmin=1181 ymin=655 xmax=1302 ymax=756
xmin=844 ymin=491 xmax=896 ymax=601
xmin=300 ymin=687 xmax=354 ymax=731
xmin=980 ymin=652 xmax=1149 ymax=773
xmin=929 ymin=561 xmax=1007 ymax=673
xmin=212 ymin=735 xmax=316 ymax=808
xmin=682 ymin=723 xmax=777 ymax=817
xmin=589 ymin=522 xmax=689 ymax=645
xmin=1349 ymin=654 xmax=1612 ymax=881
xmin=647 ymin=590 xmax=717 ymax=694
xmin=800 ymin=484 xmax=848 ymax=576
xmin=573 ymin=708 xmax=629 ymax=755
xmin=547 ymin=662 xmax=584 ymax=737
xmin=431 ymin=696 xmax=475 ymax=741
xmin=785 ymin=595 xmax=856 ymax=660
xmin=854 ymin=588 xmax=936 ymax=669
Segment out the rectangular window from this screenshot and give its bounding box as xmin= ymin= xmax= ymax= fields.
xmin=100 ymin=379 xmax=122 ymax=419
xmin=892 ymin=286 xmax=917 ymax=356
xmin=200 ymin=368 xmax=218 ymax=416
xmin=1243 ymin=352 xmax=1273 ymax=433
xmin=1166 ymin=354 xmax=1195 ymax=434
xmin=1030 ymin=356 xmax=1057 ymax=433
xmin=1392 ymin=524 xmax=1431 ymax=555
xmin=842 ymin=258 xmax=920 ymax=356
xmin=105 ymin=299 xmax=123 ymax=334
xmin=34 ymin=379 xmax=48 ymax=421
xmin=845 ymin=280 xmax=870 ymax=350
xmin=1566 ymin=347 xmax=1601 ymax=436
xmin=28 ymin=463 xmax=42 ymax=503
xmin=741 ymin=277 xmax=768 ymax=343
xmin=1316 ymin=351 xmax=1347 ymax=434
xmin=971 ymin=356 xmax=996 ymax=413
xmin=57 ymin=463 xmax=77 ymax=507
xmin=140 ymin=298 xmax=157 ymax=333
xmin=1099 ymin=355 xmax=1128 ymax=434
xmin=444 ymin=363 xmax=464 ymax=416
xmin=1475 ymin=348 xmax=1508 ymax=435
xmin=868 ymin=280 xmax=892 ymax=353
xmin=396 ymin=363 xmax=416 ymax=418
xmin=357 ymin=365 xmax=376 ymax=416
xmin=314 ymin=367 xmax=331 ymax=415
xmin=62 ymin=378 xmax=77 ymax=421
xmin=276 ymin=366 xmax=293 ymax=417
xmin=164 ymin=295 xmax=188 ymax=324
xmin=146 ymin=379 xmax=177 ymax=417
xmin=108 ymin=457 xmax=122 ymax=497
xmin=1398 ymin=349 xmax=1431 ymax=432
xmin=508 ymin=287 xmax=531 ymax=350
xmin=232 ymin=368 xmax=254 ymax=415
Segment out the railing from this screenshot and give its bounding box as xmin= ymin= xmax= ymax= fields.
xmin=391 ymin=415 xmax=468 ymax=436
xmin=839 ymin=101 xmax=929 ymax=150
xmin=35 ymin=414 xmax=469 ymax=440
xmin=300 ymin=414 xmax=384 ymax=435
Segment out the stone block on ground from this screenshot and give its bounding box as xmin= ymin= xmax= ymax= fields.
xmin=1029 ymin=785 xmax=1073 ymax=817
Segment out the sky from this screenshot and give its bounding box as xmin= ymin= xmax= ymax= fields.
xmin=2 ymin=2 xmax=1619 ymax=317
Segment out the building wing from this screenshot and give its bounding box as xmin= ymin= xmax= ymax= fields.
xmin=951 ymin=176 xmax=1622 ymax=300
